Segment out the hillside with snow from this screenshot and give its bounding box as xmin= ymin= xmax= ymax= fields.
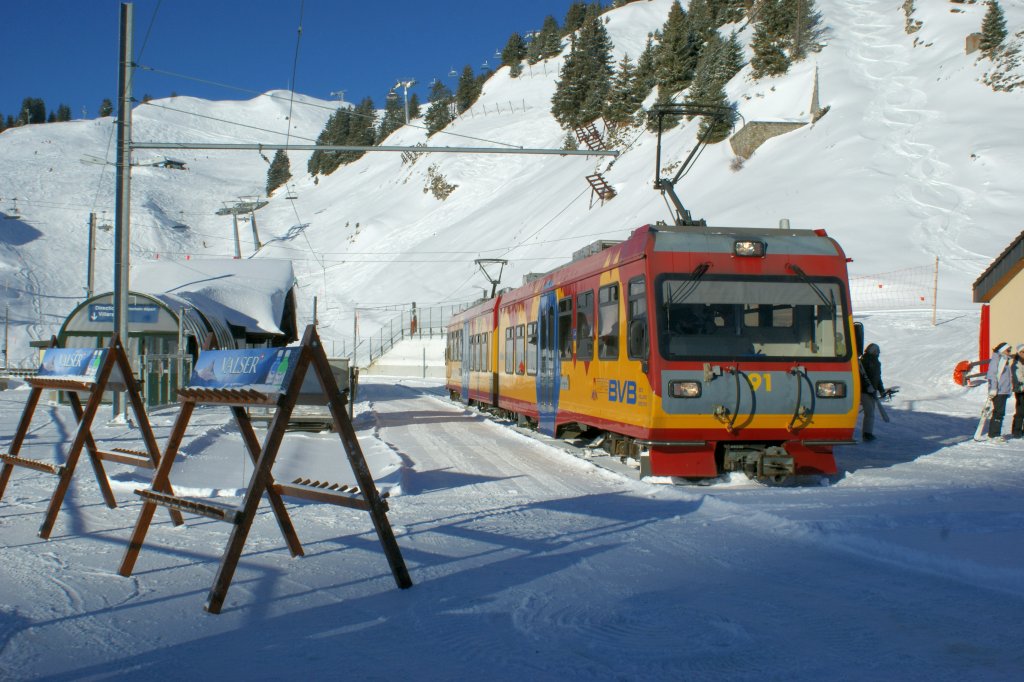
xmin=2 ymin=3 xmax=1024 ymax=679
xmin=1 ymin=0 xmax=1022 ymax=366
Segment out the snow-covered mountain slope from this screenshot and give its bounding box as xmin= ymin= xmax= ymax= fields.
xmin=1 ymin=0 xmax=1022 ymax=366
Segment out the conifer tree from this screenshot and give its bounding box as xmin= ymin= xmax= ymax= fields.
xmin=266 ymin=149 xmax=291 ymax=195
xmin=550 ymin=14 xmax=614 ymax=128
xmin=634 ymin=36 xmax=658 ymax=99
xmin=56 ymin=104 xmax=72 ymax=122
xmin=686 ymin=33 xmax=727 ymax=115
xmin=425 ymin=80 xmax=455 ymax=136
xmin=456 ymin=66 xmax=481 ymax=113
xmin=47 ymin=111 xmax=57 ymax=123
xmin=685 ymin=33 xmax=739 ymax=139
xmin=782 ymin=0 xmax=823 ymax=61
xmin=604 ymin=55 xmax=642 ymax=127
xmin=0 ymin=114 xmax=5 ymax=133
xmin=713 ymin=0 xmax=747 ymax=25
xmin=502 ymin=33 xmax=528 ymax=77
xmin=563 ymin=2 xmax=588 ymax=36
xmin=98 ymin=99 xmax=114 ymax=117
xmin=341 ymin=98 xmax=377 ymax=165
xmin=18 ymin=98 xmax=46 ymax=125
xmin=378 ymin=91 xmax=406 ymax=141
xmin=687 ymin=0 xmax=716 ymax=40
xmin=695 ymin=83 xmax=735 ymax=144
xmin=527 ymin=15 xmax=562 ymax=64
xmin=4 ymin=115 xmax=13 ymax=129
xmin=408 ymin=93 xmax=422 ymax=120
xmin=308 ymin=107 xmax=352 ymax=176
xmin=655 ymin=1 xmax=703 ymax=96
xmin=980 ymin=0 xmax=1008 ymax=58
xmin=750 ymin=0 xmax=791 ymax=79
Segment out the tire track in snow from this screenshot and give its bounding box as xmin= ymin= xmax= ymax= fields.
xmin=836 ymin=0 xmax=984 ymax=272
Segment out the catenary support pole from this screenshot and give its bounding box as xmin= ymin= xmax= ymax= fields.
xmin=113 ymin=2 xmax=134 ymax=420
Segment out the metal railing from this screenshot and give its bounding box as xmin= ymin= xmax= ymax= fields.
xmin=352 ymin=302 xmax=473 ymax=368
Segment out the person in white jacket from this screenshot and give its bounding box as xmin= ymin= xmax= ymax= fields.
xmin=986 ymin=342 xmax=1015 ymax=439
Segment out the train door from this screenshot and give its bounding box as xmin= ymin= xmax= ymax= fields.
xmin=461 ymin=322 xmax=471 ymax=400
xmin=536 ymin=290 xmax=559 ymax=435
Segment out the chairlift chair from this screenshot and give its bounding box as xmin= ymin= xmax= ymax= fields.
xmin=448 ymin=67 xmax=457 ymax=78
xmin=285 ymin=186 xmax=298 ymax=201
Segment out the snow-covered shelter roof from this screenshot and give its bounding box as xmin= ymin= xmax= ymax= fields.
xmin=132 ymin=258 xmax=297 ymax=339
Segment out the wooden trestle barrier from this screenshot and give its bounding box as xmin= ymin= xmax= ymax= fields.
xmin=117 ymin=324 xmax=412 ymax=614
xmin=0 ymin=335 xmax=184 ymax=539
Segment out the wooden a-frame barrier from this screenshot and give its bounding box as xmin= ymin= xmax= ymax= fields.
xmin=118 ymin=324 xmax=412 ymax=614
xmin=0 ymin=335 xmax=184 ymax=539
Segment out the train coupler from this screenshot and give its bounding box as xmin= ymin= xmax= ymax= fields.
xmin=722 ymin=445 xmax=795 ymax=480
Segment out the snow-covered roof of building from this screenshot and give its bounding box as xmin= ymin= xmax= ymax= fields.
xmin=132 ymin=258 xmax=296 ymax=336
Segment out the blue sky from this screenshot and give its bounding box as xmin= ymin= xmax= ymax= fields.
xmin=2 ymin=0 xmax=580 ymax=121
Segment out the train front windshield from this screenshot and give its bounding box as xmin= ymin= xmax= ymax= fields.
xmin=656 ymin=275 xmax=850 ymax=361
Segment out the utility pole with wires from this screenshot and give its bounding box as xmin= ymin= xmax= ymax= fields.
xmin=86 ymin=212 xmax=98 ymax=298
xmin=112 ymin=1 xmax=133 ymax=420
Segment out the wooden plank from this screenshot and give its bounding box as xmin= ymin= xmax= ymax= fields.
xmin=0 ymin=453 xmax=63 ymax=475
xmin=273 ymin=481 xmax=376 ymax=511
xmin=96 ymin=450 xmax=155 ymax=468
xmin=136 ymin=489 xmax=242 ymax=524
xmin=26 ymin=377 xmax=94 ymax=392
xmin=232 ymin=406 xmax=303 ymax=558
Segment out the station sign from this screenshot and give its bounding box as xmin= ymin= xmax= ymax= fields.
xmin=87 ymin=303 xmax=160 ymax=324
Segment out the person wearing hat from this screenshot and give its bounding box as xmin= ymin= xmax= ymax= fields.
xmin=985 ymin=342 xmax=1015 ymax=440
xmin=1012 ymin=344 xmax=1024 ymax=438
xmin=859 ymin=342 xmax=885 ymax=441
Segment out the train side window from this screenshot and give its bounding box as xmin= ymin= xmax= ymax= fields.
xmin=627 ymin=277 xmax=648 ymax=360
xmin=576 ymin=290 xmax=594 ymax=361
xmin=598 ymin=283 xmax=619 ymax=360
xmin=515 ymin=324 xmax=525 ymax=375
xmin=526 ymin=322 xmax=538 ymax=375
xmin=485 ymin=332 xmax=490 ymax=372
xmin=504 ymin=327 xmax=514 ymax=374
xmin=558 ymin=297 xmax=573 ymax=360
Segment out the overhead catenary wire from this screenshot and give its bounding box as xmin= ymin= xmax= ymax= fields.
xmin=133 ymin=65 xmax=526 ymax=148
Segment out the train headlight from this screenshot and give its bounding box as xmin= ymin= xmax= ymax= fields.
xmin=734 ymin=240 xmax=766 ymax=257
xmin=815 ymin=381 xmax=847 ymax=398
xmin=668 ymin=380 xmax=701 ymax=398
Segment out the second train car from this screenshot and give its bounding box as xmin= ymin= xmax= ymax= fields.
xmin=446 ymin=223 xmax=860 ymax=480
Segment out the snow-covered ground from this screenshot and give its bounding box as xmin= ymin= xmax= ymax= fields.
xmin=2 ymin=0 xmax=1024 ymax=678
xmin=0 ymin=310 xmax=1022 ymax=680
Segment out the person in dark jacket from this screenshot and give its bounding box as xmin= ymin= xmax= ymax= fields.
xmin=860 ymin=343 xmax=885 ymax=441
xmin=1011 ymin=344 xmax=1024 ymax=438
xmin=986 ymin=342 xmax=1015 ymax=440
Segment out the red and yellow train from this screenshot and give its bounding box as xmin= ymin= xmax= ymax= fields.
xmin=446 ymin=223 xmax=860 ymax=479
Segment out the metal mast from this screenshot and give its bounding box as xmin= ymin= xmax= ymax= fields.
xmin=113 ymin=2 xmax=134 ymax=416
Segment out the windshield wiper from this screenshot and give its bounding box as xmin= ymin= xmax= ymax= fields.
xmin=667 ymin=261 xmax=711 ymax=305
xmin=786 ymin=263 xmax=836 ymax=316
